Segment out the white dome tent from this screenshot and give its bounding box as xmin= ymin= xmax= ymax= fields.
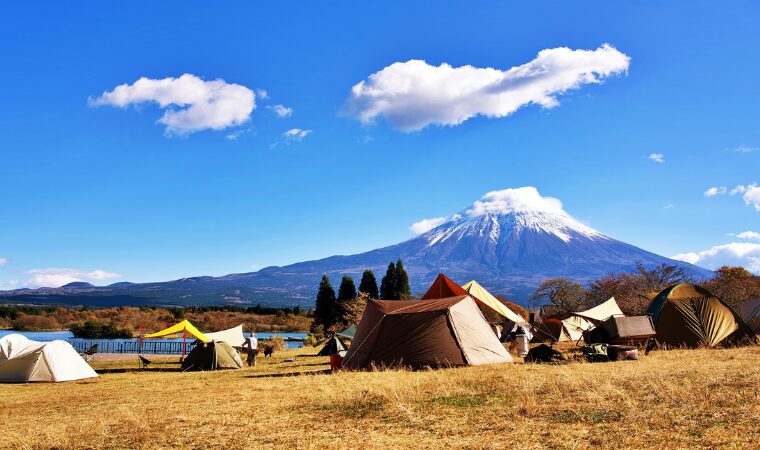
xmin=0 ymin=334 xmax=98 ymax=383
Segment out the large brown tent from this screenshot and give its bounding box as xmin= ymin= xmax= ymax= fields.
xmin=646 ymin=283 xmax=755 ymax=347
xmin=342 ymin=295 xmax=513 ymax=370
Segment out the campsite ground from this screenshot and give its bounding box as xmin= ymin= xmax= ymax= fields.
xmin=1 ymin=345 xmax=759 ymax=449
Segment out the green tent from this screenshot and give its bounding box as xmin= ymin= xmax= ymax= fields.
xmin=337 ymin=324 xmax=357 ymax=340
xmin=182 ymin=341 xmax=243 ymax=371
xmin=646 ymin=283 xmax=755 ymax=348
xmin=317 ymin=335 xmax=347 ymax=356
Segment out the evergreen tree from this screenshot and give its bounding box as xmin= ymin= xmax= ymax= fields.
xmin=314 ymin=274 xmax=337 ymax=329
xmin=358 ymin=269 xmax=379 ymax=299
xmin=395 ymin=259 xmax=411 ymax=299
xmin=380 ymin=262 xmax=397 ymax=299
xmin=338 ymin=275 xmax=357 ymax=301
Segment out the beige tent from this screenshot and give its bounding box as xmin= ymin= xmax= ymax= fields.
xmin=343 ymin=296 xmax=513 ymax=370
xmin=0 ymin=334 xmax=98 ymax=383
xmin=461 ymin=280 xmax=526 ymax=323
xmin=560 ymin=297 xmax=624 ymax=342
xmin=203 ymin=325 xmax=246 ymax=347
xmin=737 ymin=298 xmax=760 ymax=333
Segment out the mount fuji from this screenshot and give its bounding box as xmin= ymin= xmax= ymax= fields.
xmin=0 ymin=187 xmax=711 ymax=307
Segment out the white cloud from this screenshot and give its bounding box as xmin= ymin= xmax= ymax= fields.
xmin=731 ymin=145 xmax=755 ymax=153
xmin=90 ymin=74 xmax=255 ymax=135
xmin=663 ymin=203 xmax=674 ymax=209
xmin=269 ymin=104 xmax=293 ymax=118
xmin=704 ymin=186 xmax=727 ymax=197
xmin=256 ymin=89 xmax=269 ymax=100
xmin=24 ymin=268 xmax=122 ymax=288
xmin=0 ymin=258 xmax=7 ymax=266
xmin=282 ymin=128 xmax=312 ymax=143
xmin=345 ymin=44 xmax=630 ymax=132
xmin=730 ymin=185 xmax=746 ymax=195
xmin=737 ymin=231 xmax=760 ymax=240
xmin=742 ymin=184 xmax=760 ymax=211
xmin=466 ymin=187 xmax=565 ymax=217
xmin=672 ymin=243 xmax=760 ymax=273
xmin=649 ymin=153 xmax=664 ymax=163
xmin=409 ymin=217 xmax=448 ymax=234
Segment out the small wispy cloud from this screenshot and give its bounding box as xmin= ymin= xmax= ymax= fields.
xmin=23 ymin=268 xmax=122 ymax=288
xmin=256 ymin=89 xmax=269 ymax=100
xmin=0 ymin=258 xmax=8 ymax=266
xmin=409 ymin=217 xmax=448 ymax=234
xmin=648 ymin=153 xmax=664 ymax=163
xmin=268 ymin=104 xmax=293 ymax=118
xmin=282 ymin=128 xmax=312 ymax=143
xmin=729 ymin=145 xmax=755 ymax=153
xmin=663 ymin=203 xmax=674 ymax=209
xmin=704 ymin=186 xmax=727 ymax=197
xmin=737 ymin=231 xmax=760 ymax=240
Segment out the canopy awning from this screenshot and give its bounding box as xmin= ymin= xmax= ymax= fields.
xmin=461 ymin=280 xmax=525 ymax=323
xmin=203 ymin=324 xmax=246 ymax=347
xmin=144 ymin=320 xmax=210 ymax=343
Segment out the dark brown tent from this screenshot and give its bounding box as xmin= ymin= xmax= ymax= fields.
xmin=420 ymin=273 xmax=467 ymax=300
xmin=646 ymin=283 xmax=756 ymax=347
xmin=342 ymin=296 xmax=513 ymax=370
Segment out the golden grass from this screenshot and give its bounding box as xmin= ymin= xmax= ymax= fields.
xmin=2 ymin=345 xmax=760 ymax=449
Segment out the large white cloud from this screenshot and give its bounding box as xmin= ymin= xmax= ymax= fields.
xmin=90 ymin=74 xmax=255 ymax=135
xmin=345 ymin=44 xmax=630 ymax=132
xmin=24 ymin=268 xmax=122 ymax=288
xmin=466 ymin=187 xmax=565 ymax=217
xmin=672 ymin=243 xmax=760 ymax=273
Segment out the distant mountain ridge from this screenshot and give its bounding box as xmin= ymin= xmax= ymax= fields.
xmin=0 ymin=199 xmax=712 ymax=308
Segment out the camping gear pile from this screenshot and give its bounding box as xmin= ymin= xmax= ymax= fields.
xmin=0 ymin=334 xmax=98 ymax=383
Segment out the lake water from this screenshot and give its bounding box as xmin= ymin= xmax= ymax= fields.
xmin=0 ymin=329 xmax=307 ymax=351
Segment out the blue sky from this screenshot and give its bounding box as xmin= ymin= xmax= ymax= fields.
xmin=1 ymin=1 xmax=759 ymax=288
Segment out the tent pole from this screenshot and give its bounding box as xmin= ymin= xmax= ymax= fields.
xmin=183 ymin=332 xmax=187 ymax=361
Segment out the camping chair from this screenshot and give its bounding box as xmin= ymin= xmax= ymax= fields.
xmin=138 ymin=355 xmax=152 ymax=369
xmin=80 ymin=344 xmax=99 ymax=362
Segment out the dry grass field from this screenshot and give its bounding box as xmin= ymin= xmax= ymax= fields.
xmin=2 ymin=344 xmax=760 ymax=449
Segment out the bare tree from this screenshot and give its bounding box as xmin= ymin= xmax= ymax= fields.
xmin=531 ymin=277 xmax=586 ymax=317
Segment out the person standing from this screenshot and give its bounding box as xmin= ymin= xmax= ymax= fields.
xmin=245 ymin=331 xmax=258 ymax=367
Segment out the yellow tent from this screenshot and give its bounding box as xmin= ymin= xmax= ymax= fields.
xmin=461 ymin=280 xmax=525 ymax=323
xmin=144 ymin=320 xmax=210 ymax=342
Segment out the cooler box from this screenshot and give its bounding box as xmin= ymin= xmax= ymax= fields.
xmin=584 ymin=315 xmax=656 ymax=345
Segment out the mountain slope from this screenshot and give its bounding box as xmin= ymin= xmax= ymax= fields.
xmin=0 ymin=207 xmax=712 ymax=308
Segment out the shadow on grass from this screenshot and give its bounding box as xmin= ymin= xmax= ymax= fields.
xmin=244 ymin=369 xmax=332 ymax=378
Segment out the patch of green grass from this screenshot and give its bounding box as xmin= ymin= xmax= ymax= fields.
xmin=550 ymin=408 xmax=624 ymax=424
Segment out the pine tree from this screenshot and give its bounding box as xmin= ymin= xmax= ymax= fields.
xmin=358 ymin=269 xmax=379 ymax=299
xmin=380 ymin=261 xmax=397 ymax=299
xmin=395 ymin=259 xmax=411 ymax=299
xmin=338 ymin=275 xmax=357 ymax=301
xmin=314 ymin=274 xmax=337 ymax=329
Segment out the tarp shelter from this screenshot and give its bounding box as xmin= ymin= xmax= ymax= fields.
xmin=737 ymin=298 xmax=760 ymax=333
xmin=461 ymin=280 xmax=526 ymax=323
xmin=337 ymin=324 xmax=357 ymax=340
xmin=203 ymin=325 xmax=246 ymax=347
xmin=343 ymin=295 xmax=513 ymax=370
xmin=317 ymin=335 xmax=347 ymax=356
xmin=144 ymin=319 xmax=210 ymax=358
xmin=181 ymin=341 xmax=243 ymax=371
xmin=646 ymin=284 xmax=755 ymax=347
xmin=0 ymin=334 xmax=98 ymax=383
xmin=560 ymin=297 xmax=624 ymax=342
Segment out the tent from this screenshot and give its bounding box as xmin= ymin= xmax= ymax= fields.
xmin=0 ymin=334 xmax=98 ymax=383
xmin=646 ymin=284 xmax=755 ymax=347
xmin=461 ymin=280 xmax=525 ymax=323
xmin=560 ymin=297 xmax=624 ymax=342
xmin=336 ymin=324 xmax=357 ymax=340
xmin=421 ymin=274 xmax=525 ymax=322
xmin=737 ymin=298 xmax=760 ymax=333
xmin=181 ymin=341 xmax=243 ymax=371
xmin=342 ymin=295 xmax=513 ymax=370
xmin=317 ymin=335 xmax=347 ymax=356
xmin=204 ymin=325 xmax=246 ymax=347
xmin=144 ymin=319 xmax=210 ymax=358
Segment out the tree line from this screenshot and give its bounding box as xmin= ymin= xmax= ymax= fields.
xmin=532 ymin=263 xmax=760 ymax=318
xmin=313 ymin=259 xmax=411 ymax=331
